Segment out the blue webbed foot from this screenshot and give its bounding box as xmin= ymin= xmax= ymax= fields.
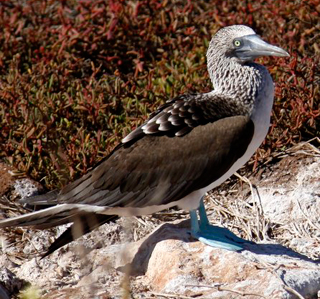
xmin=190 ymin=198 xmax=254 ymax=251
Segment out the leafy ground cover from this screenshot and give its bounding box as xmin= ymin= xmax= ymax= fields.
xmin=0 ymin=0 xmax=319 ymax=189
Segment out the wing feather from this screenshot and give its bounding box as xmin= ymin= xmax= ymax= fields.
xmin=54 ymin=115 xmax=253 ymax=209
xmin=22 ymin=93 xmax=253 ymax=211
xmin=0 ymin=93 xmax=255 ymax=256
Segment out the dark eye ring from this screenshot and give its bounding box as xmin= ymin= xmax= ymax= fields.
xmin=234 ymin=40 xmax=241 ymax=47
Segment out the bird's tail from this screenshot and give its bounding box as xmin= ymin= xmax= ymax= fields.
xmin=0 ymin=203 xmax=117 ymax=257
xmin=43 ymin=213 xmax=118 ymax=257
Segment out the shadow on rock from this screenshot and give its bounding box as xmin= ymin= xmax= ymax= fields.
xmin=117 ymin=220 xmax=319 ymax=276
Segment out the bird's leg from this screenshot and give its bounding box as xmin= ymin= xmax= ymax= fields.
xmin=190 ymin=197 xmax=253 ymax=251
xmin=198 ymin=199 xmax=209 ymax=229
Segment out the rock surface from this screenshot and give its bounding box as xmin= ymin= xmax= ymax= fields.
xmin=0 ymin=142 xmax=319 ymax=298
xmin=250 ymin=145 xmax=320 ymax=259
xmin=86 ymin=223 xmax=320 ymax=298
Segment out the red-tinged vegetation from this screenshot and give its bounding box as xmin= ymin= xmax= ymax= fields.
xmin=0 ymin=0 xmax=319 ymax=189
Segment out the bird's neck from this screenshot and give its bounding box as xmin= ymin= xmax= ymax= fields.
xmin=208 ymin=58 xmax=265 ymax=110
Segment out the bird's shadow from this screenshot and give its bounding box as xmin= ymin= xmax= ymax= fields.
xmin=117 ymin=220 xmax=319 ymax=276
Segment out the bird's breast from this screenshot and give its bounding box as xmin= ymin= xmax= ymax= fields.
xmin=175 ymin=72 xmax=275 ymax=211
xmin=250 ymin=70 xmax=274 ymax=146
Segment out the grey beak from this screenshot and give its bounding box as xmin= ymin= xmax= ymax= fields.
xmin=236 ymin=34 xmax=289 ymax=61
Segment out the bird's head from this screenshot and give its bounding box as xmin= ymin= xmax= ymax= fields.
xmin=208 ymin=25 xmax=289 ymax=64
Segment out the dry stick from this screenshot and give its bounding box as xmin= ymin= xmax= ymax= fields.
xmin=252 ymin=257 xmax=306 ymax=299
xmin=150 ymin=292 xmax=196 ymax=299
xmin=294 ymin=195 xmax=320 ymax=232
xmin=249 ymin=138 xmax=320 ymax=171
xmin=218 ymin=285 xmax=266 ymax=298
xmin=289 ymin=141 xmax=320 ymax=245
xmin=24 ymin=234 xmax=42 ymax=255
xmin=185 ymin=283 xmax=266 ymax=298
xmin=234 ymin=172 xmax=266 ymax=242
xmin=0 ymin=204 xmax=21 ymax=212
xmin=277 ymin=269 xmax=306 ymax=299
xmin=282 ymin=285 xmax=306 ymax=299
xmin=292 ymin=137 xmax=320 ymax=155
xmin=234 ymin=172 xmax=264 ymax=217
xmin=209 ymin=197 xmax=254 ymax=220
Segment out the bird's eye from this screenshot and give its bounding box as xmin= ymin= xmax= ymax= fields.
xmin=234 ymin=40 xmax=241 ymax=47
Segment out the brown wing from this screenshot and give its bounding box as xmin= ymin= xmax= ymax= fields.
xmin=54 ymin=118 xmax=253 ymax=208
xmin=3 ymin=94 xmax=254 ymax=256
xmin=23 ymin=94 xmax=253 ymax=209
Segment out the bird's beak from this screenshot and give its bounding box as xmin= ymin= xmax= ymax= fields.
xmin=235 ymin=34 xmax=289 ymax=61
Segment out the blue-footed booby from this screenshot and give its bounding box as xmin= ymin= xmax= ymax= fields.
xmin=0 ymin=25 xmax=289 ymax=257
